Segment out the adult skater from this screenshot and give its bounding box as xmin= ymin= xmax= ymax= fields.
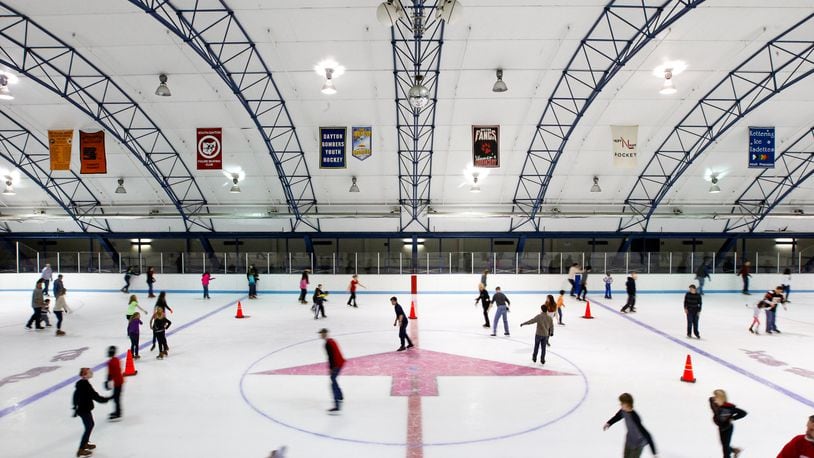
xmin=695 ymin=258 xmax=711 ymax=295
xmin=391 ymin=296 xmax=414 ymax=351
xmin=105 ymin=346 xmax=124 ymax=420
xmin=760 ymin=286 xmax=786 ymax=334
xmin=621 ymin=272 xmax=638 ymax=313
xmin=777 ymin=415 xmax=814 ymax=457
xmin=567 ymin=263 xmax=580 ymax=296
xmin=781 ymin=267 xmax=792 ymax=302
xmin=313 ymin=284 xmax=328 ymax=320
xmin=53 ymin=288 xmax=71 ymax=336
xmin=684 ymin=284 xmax=702 ymax=339
xmin=72 ymin=367 xmax=110 ymax=457
xmin=346 ymin=274 xmax=365 ymax=308
xmin=247 ymin=264 xmax=259 ymax=299
xmin=298 ymin=269 xmax=310 ymax=304
xmin=201 ymin=271 xmax=214 ymax=299
xmin=474 ymin=283 xmax=491 ymax=328
xmin=737 ymin=261 xmax=751 ymax=295
xmin=25 ymin=279 xmax=46 ymax=330
xmin=603 ymin=393 xmax=657 ymax=458
xmin=577 ymin=266 xmax=592 ymax=301
xmin=146 ymin=266 xmax=156 ymax=298
xmin=40 ymin=263 xmax=53 ymax=296
xmin=120 ymin=266 xmax=134 ymax=293
xmin=709 ymin=389 xmax=747 ymax=458
xmin=53 ymin=273 xmax=66 ymax=297
xmin=520 ymin=303 xmax=553 ymax=364
xmin=490 ymin=286 xmax=511 ymax=337
xmin=480 ymin=269 xmax=489 ymax=288
xmin=319 ymin=328 xmax=345 ymax=413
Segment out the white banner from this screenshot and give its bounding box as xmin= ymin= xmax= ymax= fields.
xmin=611 ymin=125 xmax=638 ymax=169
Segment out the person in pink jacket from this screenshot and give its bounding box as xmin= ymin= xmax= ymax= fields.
xmin=201 ymin=271 xmax=214 ymax=299
xmin=298 ymin=269 xmax=310 ymax=304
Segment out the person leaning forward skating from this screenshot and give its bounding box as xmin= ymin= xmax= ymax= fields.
xmin=520 ymin=304 xmax=554 ymax=364
xmin=490 ymin=286 xmax=511 ymax=336
xmin=603 ymin=392 xmax=658 ymax=458
xmin=391 ymin=297 xmax=414 ymax=351
xmin=319 ymin=328 xmax=345 ymax=413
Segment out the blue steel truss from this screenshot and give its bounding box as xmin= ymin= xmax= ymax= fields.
xmin=619 ymin=12 xmax=814 ymax=232
xmin=128 ymin=0 xmax=319 ymax=232
xmin=725 ymin=126 xmax=814 ymax=232
xmin=392 ymin=1 xmax=445 ymax=231
xmin=511 ymin=0 xmax=704 ymax=231
xmin=0 ymin=110 xmax=110 ymax=232
xmin=0 ymin=2 xmax=213 ymax=232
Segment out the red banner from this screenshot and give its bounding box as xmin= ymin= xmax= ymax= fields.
xmin=197 ymin=128 xmax=222 ymax=170
xmin=79 ymin=131 xmax=107 ymax=174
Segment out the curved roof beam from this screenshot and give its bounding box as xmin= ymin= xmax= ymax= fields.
xmin=619 ymin=12 xmax=814 ymax=232
xmin=510 ymin=0 xmax=705 ymax=231
xmin=127 ymin=0 xmax=319 ymax=231
xmin=392 ymin=1 xmax=446 ymax=232
xmin=724 ymin=126 xmax=814 ymax=232
xmin=0 ymin=2 xmax=213 ymax=232
xmin=0 ymin=110 xmax=110 ymax=232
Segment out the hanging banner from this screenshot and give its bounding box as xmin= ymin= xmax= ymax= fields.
xmin=48 ymin=129 xmax=73 ymax=171
xmin=611 ymin=125 xmax=638 ymax=168
xmin=196 ymin=127 xmax=223 ymax=170
xmin=351 ymin=126 xmax=372 ymax=161
xmin=472 ymin=125 xmax=499 ymax=168
xmin=748 ymin=126 xmax=775 ymax=168
xmin=320 ymin=127 xmax=346 ymax=169
xmin=79 ymin=131 xmax=107 ymax=174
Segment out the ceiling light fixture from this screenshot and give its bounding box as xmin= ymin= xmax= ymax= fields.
xmin=408 ymin=74 xmax=430 ymax=109
xmin=590 ymin=176 xmax=602 ymax=193
xmin=0 ymin=71 xmax=19 ymax=101
xmin=115 ymin=177 xmax=127 ymax=194
xmin=2 ymin=174 xmax=14 ymax=195
xmin=376 ymin=0 xmax=406 ymax=27
xmin=659 ymin=68 xmax=677 ymax=95
xmin=492 ymin=68 xmax=507 ymax=93
xmin=435 ymin=0 xmax=464 ymax=24
xmin=155 ymin=73 xmax=171 ymax=97
xmin=349 ymin=176 xmax=360 ymax=193
xmin=709 ymin=175 xmax=721 ymax=193
xmin=321 ymin=68 xmax=337 ymax=95
xmin=470 ymin=172 xmax=481 ymax=193
xmin=229 ymin=173 xmax=241 ymax=193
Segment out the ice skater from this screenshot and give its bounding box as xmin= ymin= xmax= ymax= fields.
xmin=781 ymin=267 xmax=792 ymax=302
xmin=128 ymin=313 xmax=142 ymax=359
xmin=72 ymin=367 xmax=110 ymax=457
xmin=146 ymin=266 xmax=156 ymax=298
xmin=391 ymin=296 xmax=414 ymax=351
xmin=319 ymin=328 xmax=344 ymax=413
xmin=556 ymin=290 xmax=566 ymax=325
xmin=25 ymin=279 xmax=46 ymax=330
xmin=247 ymin=268 xmax=258 ymax=299
xmin=151 ymin=308 xmax=171 ymax=359
xmin=40 ymin=263 xmax=52 ymax=297
xmin=520 ymin=303 xmax=553 ymax=364
xmin=684 ymin=284 xmax=702 ymax=339
xmin=120 ymin=267 xmax=134 ymax=293
xmin=298 ymin=269 xmax=310 ymax=304
xmin=709 ymin=389 xmax=747 ymax=458
xmin=53 ymin=288 xmax=71 ymax=336
xmin=567 ymin=263 xmax=580 ymax=296
xmin=737 ymin=261 xmax=751 ymax=295
xmin=201 ymin=271 xmax=214 ymax=299
xmin=621 ymin=272 xmax=638 ymax=313
xmin=475 ymin=283 xmax=491 ymax=328
xmin=480 ymin=269 xmax=489 ymax=288
xmin=312 ymin=284 xmax=328 ymax=320
xmin=603 ymin=272 xmax=613 ymax=299
xmin=346 ymin=274 xmax=365 ymax=308
xmin=760 ymin=286 xmax=786 ymax=334
xmin=490 ymin=286 xmax=511 ymax=337
xmin=577 ymin=266 xmax=591 ymax=301
xmin=747 ymin=300 xmax=762 ymax=334
xmin=603 ymin=393 xmax=657 ymax=458
xmin=53 ymin=273 xmax=65 ymax=297
xmin=695 ymin=258 xmax=711 ymax=295
xmin=105 ymin=346 xmax=124 ymax=420
xmin=544 ymin=295 xmax=557 ymax=346
xmin=126 ymin=295 xmax=147 ymax=321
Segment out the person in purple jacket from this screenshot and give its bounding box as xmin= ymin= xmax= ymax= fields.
xmin=127 ymin=312 xmax=142 ymax=359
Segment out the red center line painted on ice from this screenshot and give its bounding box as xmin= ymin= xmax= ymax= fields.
xmin=407 ymin=296 xmax=422 ymax=458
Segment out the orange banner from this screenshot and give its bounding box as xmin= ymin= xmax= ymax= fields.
xmin=48 ymin=129 xmax=73 ymax=171
xmin=79 ymin=131 xmax=107 ymax=174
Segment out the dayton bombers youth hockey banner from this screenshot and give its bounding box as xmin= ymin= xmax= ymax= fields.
xmin=79 ymin=131 xmax=107 ymax=174
xmin=611 ymin=125 xmax=638 ymax=168
xmin=352 ymin=126 xmax=372 ymax=161
xmin=48 ymin=129 xmax=73 ymax=171
xmin=748 ymin=126 xmax=775 ymax=168
xmin=196 ymin=128 xmax=223 ymax=170
xmin=320 ymin=127 xmax=347 ymax=168
xmin=472 ymin=125 xmax=499 ymax=168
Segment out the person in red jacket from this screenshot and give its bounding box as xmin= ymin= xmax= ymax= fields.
xmin=105 ymin=345 xmax=124 ymax=420
xmin=319 ymin=328 xmax=344 ymax=413
xmin=778 ymin=415 xmax=814 ymax=458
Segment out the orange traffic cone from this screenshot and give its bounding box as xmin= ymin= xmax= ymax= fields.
xmin=581 ymin=301 xmax=594 ymax=319
xmin=409 ymin=301 xmax=417 ymax=319
xmin=123 ymin=350 xmax=138 ymax=377
xmin=235 ymin=301 xmax=248 ymax=319
xmin=680 ymin=354 xmax=696 ymax=383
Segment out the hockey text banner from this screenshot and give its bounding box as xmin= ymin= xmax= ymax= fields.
xmin=748 ymin=126 xmax=775 ymax=168
xmin=472 ymin=125 xmax=499 ymax=168
xmin=48 ymin=129 xmax=73 ymax=171
xmin=352 ymin=126 xmax=372 ymax=161
xmin=79 ymin=131 xmax=107 ymax=174
xmin=320 ymin=127 xmax=347 ymax=169
xmin=611 ymin=125 xmax=638 ymax=168
xmin=197 ymin=127 xmax=223 ymax=170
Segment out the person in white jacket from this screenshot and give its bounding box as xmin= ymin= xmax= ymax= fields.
xmin=781 ymin=268 xmax=792 ymax=302
xmin=40 ymin=264 xmax=53 ymax=297
xmin=52 ymin=289 xmax=71 ymax=336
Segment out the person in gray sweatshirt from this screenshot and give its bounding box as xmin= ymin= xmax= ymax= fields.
xmin=490 ymin=287 xmax=511 ymax=336
xmin=603 ymin=392 xmax=657 ymax=458
xmin=520 ymin=304 xmax=554 ymax=364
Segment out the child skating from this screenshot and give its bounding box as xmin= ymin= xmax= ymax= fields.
xmin=747 ymin=301 xmax=762 ymax=334
xmin=709 ymin=389 xmax=747 ymax=458
xmin=126 ymin=295 xmax=147 ymax=321
xmin=53 ymin=289 xmax=71 ymax=336
xmin=312 ymin=284 xmax=328 ymax=320
xmin=603 ymin=272 xmax=613 ymax=299
xmin=72 ymin=367 xmax=110 ymax=457
xmin=128 ymin=313 xmax=142 ymax=359
xmin=105 ymin=346 xmax=124 ymax=420
xmin=603 ymin=393 xmax=657 ymax=457
xmin=201 ymin=271 xmax=214 ymax=299
xmin=556 ymin=290 xmax=566 ymax=325
xmin=346 ymin=274 xmax=365 ymax=308
xmin=151 ymin=308 xmax=171 ymax=359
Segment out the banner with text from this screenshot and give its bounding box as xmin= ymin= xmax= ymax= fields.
xmin=197 ymin=128 xmax=223 ymax=170
xmin=320 ymin=127 xmax=347 ymax=168
xmin=79 ymin=131 xmax=107 ymax=174
xmin=748 ymin=126 xmax=775 ymax=168
xmin=48 ymin=129 xmax=73 ymax=171
xmin=611 ymin=125 xmax=638 ymax=168
xmin=472 ymin=125 xmax=499 ymax=168
xmin=352 ymin=126 xmax=372 ymax=161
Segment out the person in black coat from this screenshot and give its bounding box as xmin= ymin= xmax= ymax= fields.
xmin=709 ymin=389 xmax=747 ymax=458
xmin=603 ymin=392 xmax=657 ymax=457
xmin=620 ymin=272 xmax=638 ymax=313
xmin=474 ymin=283 xmax=491 ymax=328
xmin=684 ymin=284 xmax=702 ymax=339
xmin=72 ymin=367 xmax=110 ymax=457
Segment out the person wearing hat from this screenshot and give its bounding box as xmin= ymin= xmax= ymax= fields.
xmin=318 ymin=329 xmax=344 ymax=413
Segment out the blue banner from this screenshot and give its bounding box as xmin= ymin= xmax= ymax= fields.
xmin=748 ymin=127 xmax=775 ymax=168
xmin=320 ymin=127 xmax=346 ymax=169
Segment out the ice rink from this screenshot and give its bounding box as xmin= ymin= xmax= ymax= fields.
xmin=1 ymin=283 xmax=812 ymax=457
